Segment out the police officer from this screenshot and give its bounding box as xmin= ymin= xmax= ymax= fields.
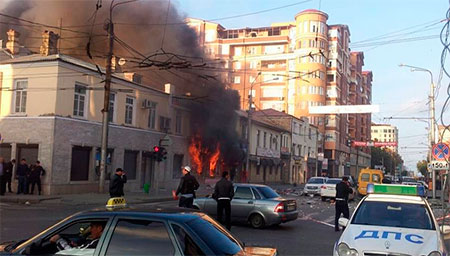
xmin=213 ymin=171 xmax=234 ymax=230
xmin=175 ymin=166 xmax=199 ymax=208
xmin=335 ymin=176 xmax=353 ymax=231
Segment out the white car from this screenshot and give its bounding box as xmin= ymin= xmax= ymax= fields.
xmin=320 ymin=178 xmax=356 ymax=201
xmin=303 ymin=177 xmax=328 ymax=195
xmin=333 ymin=184 xmax=448 ymax=256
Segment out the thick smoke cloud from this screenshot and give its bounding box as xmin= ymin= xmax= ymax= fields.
xmin=0 ymin=0 xmax=242 ymax=170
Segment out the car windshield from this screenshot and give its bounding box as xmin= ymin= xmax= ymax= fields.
xmin=187 ymin=215 xmax=243 ymax=255
xmin=308 ymin=178 xmax=324 ymax=184
xmin=351 ymin=201 xmax=434 ymax=230
xmin=255 ymin=186 xmax=280 ymax=198
xmin=326 ymin=179 xmax=341 ymax=184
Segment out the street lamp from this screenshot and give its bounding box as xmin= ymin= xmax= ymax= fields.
xmin=245 ymin=72 xmax=261 ymax=182
xmin=399 ymin=63 xmax=436 ymax=198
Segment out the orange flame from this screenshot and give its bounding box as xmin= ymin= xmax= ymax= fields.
xmin=209 ymin=143 xmax=220 ymax=177
xmin=188 ymin=136 xmax=203 ymax=175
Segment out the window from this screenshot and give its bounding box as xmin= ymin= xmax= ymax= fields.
xmin=70 ymin=146 xmax=91 ymax=181
xmin=123 ymin=150 xmax=138 ymax=180
xmin=148 ymin=102 xmax=157 ymax=129
xmin=108 ymin=93 xmax=116 ymax=123
xmin=125 ymin=97 xmax=134 ymax=125
xmin=361 ymin=173 xmax=370 ymax=182
xmin=175 ymin=110 xmax=182 ymax=134
xmin=256 ymin=130 xmax=260 ymax=147
xmin=73 ymin=83 xmax=87 ymax=117
xmin=105 ymin=219 xmax=174 ymax=255
xmin=247 ymin=47 xmax=257 ymax=55
xmin=263 ymin=132 xmax=267 ymax=148
xmin=234 ymin=47 xmax=242 ymax=56
xmin=234 ymin=62 xmax=241 ymax=70
xmin=234 ymin=187 xmax=253 ymax=199
xmin=234 ymin=76 xmax=241 ymax=84
xmin=269 ymin=134 xmax=273 ymax=149
xmin=172 ymin=224 xmax=205 ymax=255
xmin=14 ymin=79 xmax=27 ymax=113
xmin=172 ymin=154 xmax=184 ymax=179
xmin=249 ymin=61 xmax=258 ymax=69
xmin=159 ymin=116 xmax=171 ymax=132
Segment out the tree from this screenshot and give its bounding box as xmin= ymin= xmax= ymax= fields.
xmin=371 ymin=147 xmax=404 ymax=175
xmin=416 ymin=160 xmax=428 ymax=176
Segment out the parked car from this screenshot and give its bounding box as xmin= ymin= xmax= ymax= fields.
xmin=303 ymin=177 xmax=328 ymax=195
xmin=0 ymin=201 xmax=277 ymax=256
xmin=320 ymin=178 xmax=356 ymax=201
xmin=193 ymin=183 xmax=298 ymax=229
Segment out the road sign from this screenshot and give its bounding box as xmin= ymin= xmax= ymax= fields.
xmin=432 ymin=143 xmax=450 ymax=161
xmin=427 ymin=161 xmax=450 ymax=171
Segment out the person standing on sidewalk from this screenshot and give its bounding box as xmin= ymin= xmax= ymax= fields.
xmin=4 ymin=159 xmax=15 ymax=193
xmin=174 ymin=166 xmax=199 ymax=208
xmin=0 ymin=157 xmax=5 ymax=196
xmin=334 ymin=176 xmax=353 ymax=232
xmin=16 ymin=159 xmax=30 ymax=194
xmin=109 ymin=168 xmax=127 ymax=198
xmin=29 ymin=161 xmax=46 ymax=195
xmin=212 ymin=171 xmax=234 ymax=230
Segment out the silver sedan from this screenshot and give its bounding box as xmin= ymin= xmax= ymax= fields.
xmin=193 ymin=183 xmax=298 ymax=228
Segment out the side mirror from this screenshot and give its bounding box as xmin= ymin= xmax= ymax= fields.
xmin=339 ymin=217 xmax=349 ymax=227
xmin=440 ymin=225 xmax=450 ymax=235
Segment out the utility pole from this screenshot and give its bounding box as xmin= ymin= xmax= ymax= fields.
xmin=315 ymin=130 xmax=319 ymax=177
xmin=99 ymin=3 xmax=115 ymax=193
xmin=399 ymin=64 xmax=436 ymax=198
xmin=245 ymin=72 xmax=261 ymax=182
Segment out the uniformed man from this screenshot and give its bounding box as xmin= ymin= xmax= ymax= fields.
xmin=213 ymin=171 xmax=234 ymax=230
xmin=335 ymin=176 xmax=353 ymax=231
xmin=175 ymin=166 xmax=199 ymax=208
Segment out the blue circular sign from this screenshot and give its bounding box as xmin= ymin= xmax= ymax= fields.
xmin=432 ymin=143 xmax=450 ymax=160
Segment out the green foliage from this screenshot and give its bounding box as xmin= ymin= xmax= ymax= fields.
xmin=371 ymin=147 xmax=404 ymax=175
xmin=416 ymin=160 xmax=428 ymax=176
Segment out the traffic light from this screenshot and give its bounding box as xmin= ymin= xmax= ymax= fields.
xmin=152 ymin=146 xmax=167 ymax=162
xmin=347 ymin=139 xmax=352 ymax=147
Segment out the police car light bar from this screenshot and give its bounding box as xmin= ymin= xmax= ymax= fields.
xmin=366 ymin=183 xmax=426 ymax=197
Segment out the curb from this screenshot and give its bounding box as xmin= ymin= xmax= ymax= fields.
xmin=0 ymin=196 xmax=61 ymax=204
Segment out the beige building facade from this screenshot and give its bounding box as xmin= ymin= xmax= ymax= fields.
xmin=371 ymin=124 xmax=399 ymax=152
xmin=0 ymin=50 xmax=192 ymax=195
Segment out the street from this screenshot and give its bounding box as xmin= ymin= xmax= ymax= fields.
xmin=0 ymin=194 xmax=348 ymax=255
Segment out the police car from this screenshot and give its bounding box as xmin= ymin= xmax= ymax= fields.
xmin=0 ymin=198 xmax=277 ymax=256
xmin=333 ymin=184 xmax=448 ymax=256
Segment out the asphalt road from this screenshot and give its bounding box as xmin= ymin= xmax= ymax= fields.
xmin=0 ymin=194 xmax=348 ymax=255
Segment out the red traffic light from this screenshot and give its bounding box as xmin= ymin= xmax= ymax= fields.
xmin=153 ymin=146 xmax=160 ymax=152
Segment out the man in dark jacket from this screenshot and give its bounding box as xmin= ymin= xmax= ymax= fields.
xmin=30 ymin=161 xmax=45 ymax=195
xmin=213 ymin=171 xmax=234 ymax=230
xmin=0 ymin=157 xmax=5 ymax=196
xmin=175 ymin=166 xmax=199 ymax=208
xmin=16 ymin=159 xmax=30 ymax=194
xmin=335 ymin=176 xmax=353 ymax=231
xmin=4 ymin=159 xmax=15 ymax=193
xmin=109 ymin=168 xmax=127 ymax=198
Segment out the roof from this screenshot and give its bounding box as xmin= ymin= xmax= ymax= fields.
xmin=295 ymin=9 xmax=329 ymax=19
xmin=234 ymin=183 xmax=270 ymax=188
xmin=365 ymin=194 xmax=425 ymax=204
xmin=73 ymin=206 xmax=204 ymax=222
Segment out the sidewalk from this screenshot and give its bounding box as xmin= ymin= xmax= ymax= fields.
xmin=0 ymin=186 xmax=214 ymax=206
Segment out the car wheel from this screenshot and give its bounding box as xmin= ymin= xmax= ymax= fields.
xmin=250 ymin=214 xmax=265 ymax=229
xmin=321 ymin=196 xmax=326 ymax=201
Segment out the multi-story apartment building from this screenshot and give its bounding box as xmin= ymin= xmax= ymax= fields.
xmin=438 ymin=125 xmax=450 ymax=144
xmin=0 ymin=30 xmax=192 ymax=195
xmin=187 ymin=9 xmax=372 ymax=178
xmin=371 ymin=124 xmax=399 ymax=152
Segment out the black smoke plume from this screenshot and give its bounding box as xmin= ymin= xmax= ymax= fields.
xmin=0 ymin=0 xmax=242 ymax=171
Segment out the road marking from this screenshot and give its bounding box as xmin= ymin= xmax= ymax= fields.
xmin=307 ymin=218 xmax=335 ymax=228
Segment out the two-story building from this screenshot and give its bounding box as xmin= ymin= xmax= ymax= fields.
xmin=0 ymin=30 xmax=192 ymax=195
xmin=252 ymin=109 xmax=322 ymax=184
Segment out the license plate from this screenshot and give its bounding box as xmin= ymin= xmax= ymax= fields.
xmin=287 ymin=205 xmax=296 ymax=211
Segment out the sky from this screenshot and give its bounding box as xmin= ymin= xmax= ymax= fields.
xmin=175 ymin=0 xmax=450 ymax=171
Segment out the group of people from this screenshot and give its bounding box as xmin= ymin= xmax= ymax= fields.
xmin=173 ymin=166 xmax=234 ymax=230
xmin=0 ymin=158 xmax=45 ymax=196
